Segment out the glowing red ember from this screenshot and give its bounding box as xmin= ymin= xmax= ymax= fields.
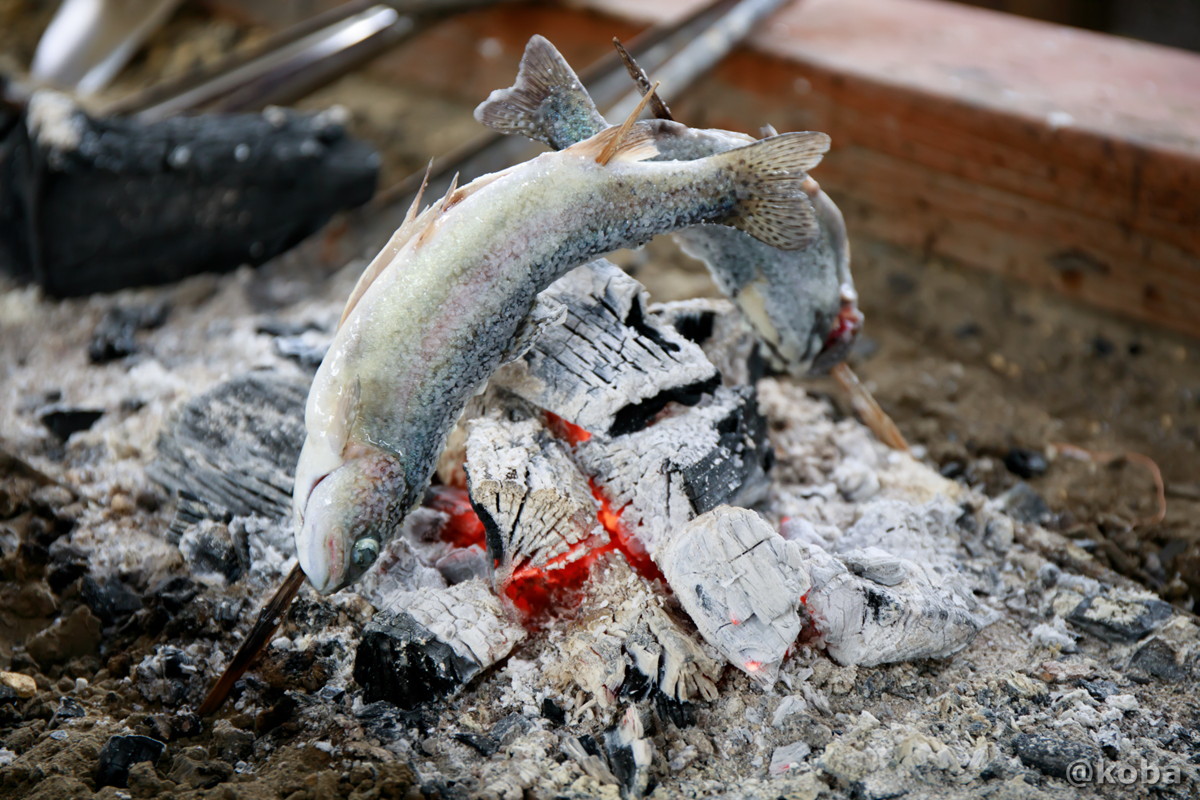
xmin=543 ymin=410 xmax=592 ymax=445
xmin=425 ymin=485 xmax=486 ymax=548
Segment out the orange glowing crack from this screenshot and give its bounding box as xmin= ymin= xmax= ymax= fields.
xmin=543 ymin=410 xmax=592 ymax=445
xmin=426 ymin=485 xmax=486 ymax=548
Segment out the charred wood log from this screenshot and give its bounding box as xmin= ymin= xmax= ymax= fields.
xmin=658 ymin=506 xmax=809 ymax=686
xmin=463 ymin=415 xmax=605 ymax=588
xmin=0 ymin=92 xmax=377 ymax=296
xmin=148 ymin=372 xmax=307 ymax=519
xmin=492 ymin=260 xmax=718 ymax=437
xmin=577 ymin=385 xmax=772 ymax=554
xmin=354 ymin=579 xmax=525 ymax=709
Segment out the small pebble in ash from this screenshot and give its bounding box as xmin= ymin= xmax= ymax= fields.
xmin=1004 ymin=447 xmax=1048 ymax=479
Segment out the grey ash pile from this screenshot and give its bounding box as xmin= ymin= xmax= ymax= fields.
xmin=0 ymin=257 xmax=1197 ymax=799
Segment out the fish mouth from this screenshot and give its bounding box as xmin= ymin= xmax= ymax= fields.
xmin=297 ymin=521 xmax=349 ymax=595
xmin=809 ymin=299 xmax=863 ymax=375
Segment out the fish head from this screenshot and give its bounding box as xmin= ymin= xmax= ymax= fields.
xmin=809 ymin=286 xmax=864 ymax=375
xmin=293 ymin=442 xmax=406 ymax=594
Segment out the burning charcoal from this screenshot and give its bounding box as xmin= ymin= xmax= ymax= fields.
xmin=38 ymin=405 xmax=103 ymax=441
xmin=1065 ymin=593 xmax=1174 ymax=643
xmin=801 ymin=546 xmax=981 ymax=667
xmin=492 ymin=259 xmax=718 ymax=436
xmin=549 ymin=562 xmax=720 ymax=708
xmin=579 ymin=386 xmax=772 ymax=555
xmin=87 ymin=303 xmax=169 ymax=363
xmin=658 ymin=506 xmax=808 ymax=685
xmin=0 ymin=92 xmax=377 ymax=296
xmin=95 ymin=734 xmax=166 ymax=788
xmin=354 ymin=579 xmax=525 ymax=709
xmin=604 ymin=706 xmax=654 ymax=799
xmin=149 ymin=372 xmax=307 ymax=519
xmin=464 ymin=415 xmax=604 ymax=589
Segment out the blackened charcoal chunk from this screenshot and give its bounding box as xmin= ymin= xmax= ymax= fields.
xmin=178 ymin=520 xmax=247 ymax=583
xmin=1004 ymin=447 xmax=1048 ymax=479
xmin=80 ymin=575 xmax=143 ymax=625
xmin=1 ymin=92 xmax=378 ymax=296
xmin=453 ymin=732 xmax=499 ymax=757
xmin=88 ymin=303 xmax=169 ymax=363
xmin=354 ymin=612 xmax=480 ymax=710
xmin=1066 ymin=594 xmax=1174 ymax=643
xmin=1011 ymin=733 xmax=1098 ymax=780
xmin=50 ymin=696 xmax=85 ymax=727
xmin=149 ymin=372 xmax=307 ymax=519
xmin=678 ymin=386 xmax=771 ymax=515
xmin=1128 ymin=638 xmax=1190 ymax=682
xmin=541 ymin=697 xmax=566 ymax=725
xmin=39 ymin=406 xmax=103 ymax=441
xmin=997 ymin=482 xmax=1051 ymax=525
xmin=490 ymin=713 xmax=532 ymax=747
xmin=95 ymin=734 xmax=166 ymax=788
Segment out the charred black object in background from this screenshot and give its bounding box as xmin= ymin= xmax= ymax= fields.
xmin=0 ymin=92 xmax=378 ymax=296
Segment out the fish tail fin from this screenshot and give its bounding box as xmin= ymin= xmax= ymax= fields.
xmin=719 ymin=131 xmax=831 ymax=250
xmin=474 ymin=35 xmax=608 ymax=149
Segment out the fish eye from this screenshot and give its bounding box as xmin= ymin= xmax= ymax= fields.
xmin=352 ymin=537 xmax=380 ymax=568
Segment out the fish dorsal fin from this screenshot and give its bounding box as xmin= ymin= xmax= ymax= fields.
xmin=338 ymin=162 xmax=433 ymax=329
xmin=413 ymin=172 xmax=459 ymax=249
xmin=612 ymin=37 xmax=672 ymax=121
xmin=579 ymin=82 xmax=661 ymax=166
xmin=759 ymin=123 xmax=779 ymax=138
xmin=474 ymin=35 xmax=608 ymax=149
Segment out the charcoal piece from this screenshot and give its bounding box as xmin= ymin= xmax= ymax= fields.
xmin=165 ymin=493 xmax=232 ymax=543
xmin=39 ymin=405 xmax=103 ymax=441
xmin=490 ymin=712 xmax=533 ymax=746
xmin=491 ymin=260 xmax=718 ymax=436
xmin=464 ymin=416 xmax=603 ymax=586
xmin=453 ymin=732 xmax=499 ymax=757
xmin=95 ymin=734 xmax=166 ymax=788
xmin=177 ymin=520 xmax=248 ymax=584
xmin=50 ymin=696 xmax=85 ymax=727
xmin=1066 ymin=594 xmax=1174 ymax=643
xmin=87 ymin=303 xmax=169 ymax=363
xmin=540 ymin=697 xmax=566 ymax=725
xmin=80 ymin=575 xmax=143 ymax=625
xmin=651 ymin=298 xmax=766 ymax=387
xmin=1003 ymin=447 xmax=1048 ymax=479
xmin=659 ymin=506 xmax=809 ymax=685
xmin=801 ymin=545 xmax=981 ymax=668
xmin=1127 ymin=638 xmax=1190 ymax=682
xmin=0 ymin=92 xmax=378 ymax=295
xmin=148 ymin=372 xmax=308 ymax=519
xmin=354 ymin=580 xmax=525 ymax=709
xmin=603 ymin=707 xmax=653 ymax=799
xmin=996 ymin=482 xmax=1051 ymax=525
xmin=1011 ymin=733 xmax=1098 ymax=780
xmin=578 ymin=385 xmax=771 ymax=555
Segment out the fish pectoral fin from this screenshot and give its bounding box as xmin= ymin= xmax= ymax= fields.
xmin=502 ymin=295 xmax=567 ymax=363
xmin=719 ymin=131 xmax=832 ymax=251
xmin=328 ymin=378 xmax=362 ymax=456
xmin=474 ymin=34 xmax=607 ymax=149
